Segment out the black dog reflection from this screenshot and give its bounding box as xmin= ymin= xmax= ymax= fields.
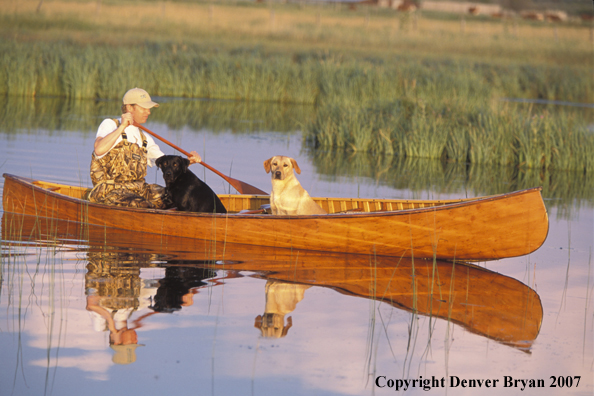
xmin=150 ymin=266 xmax=217 ymax=313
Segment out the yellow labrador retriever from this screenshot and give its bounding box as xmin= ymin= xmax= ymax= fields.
xmin=263 ymin=156 xmax=327 ymax=215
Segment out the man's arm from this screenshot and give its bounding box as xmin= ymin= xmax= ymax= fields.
xmin=94 ymin=112 xmax=134 ymax=156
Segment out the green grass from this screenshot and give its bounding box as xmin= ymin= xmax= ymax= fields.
xmin=1 ymin=40 xmax=591 ymax=104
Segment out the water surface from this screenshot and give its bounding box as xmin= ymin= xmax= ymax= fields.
xmin=1 ymin=97 xmax=592 ymax=396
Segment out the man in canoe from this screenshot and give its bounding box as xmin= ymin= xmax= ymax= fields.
xmin=88 ymin=87 xmax=201 ymax=208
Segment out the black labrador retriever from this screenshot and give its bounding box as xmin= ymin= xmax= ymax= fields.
xmin=155 ymin=155 xmax=227 ymax=213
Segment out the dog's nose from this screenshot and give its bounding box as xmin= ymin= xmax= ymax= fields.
xmin=274 ymin=171 xmax=282 ymax=179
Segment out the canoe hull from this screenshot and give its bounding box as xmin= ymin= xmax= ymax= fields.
xmin=2 ymin=173 xmax=549 ymax=260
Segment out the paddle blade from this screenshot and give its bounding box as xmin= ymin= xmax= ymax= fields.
xmin=232 ymin=180 xmax=268 ymax=195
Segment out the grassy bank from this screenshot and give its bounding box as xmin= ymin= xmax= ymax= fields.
xmin=1 ymin=0 xmax=591 ymax=65
xmin=1 ymin=40 xmax=590 ymax=105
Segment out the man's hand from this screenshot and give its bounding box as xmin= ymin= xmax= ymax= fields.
xmin=188 ymin=150 xmax=202 ymax=164
xmin=121 ymin=112 xmax=134 ymax=128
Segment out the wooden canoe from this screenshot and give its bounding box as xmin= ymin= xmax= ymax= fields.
xmin=1 ymin=173 xmax=549 ymax=260
xmin=1 ymin=212 xmax=543 ymax=350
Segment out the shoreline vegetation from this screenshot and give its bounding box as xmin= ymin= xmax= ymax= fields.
xmin=1 ymin=0 xmax=592 ymax=172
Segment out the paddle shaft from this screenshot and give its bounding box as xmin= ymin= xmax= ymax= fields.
xmin=134 ymin=123 xmax=268 ymax=195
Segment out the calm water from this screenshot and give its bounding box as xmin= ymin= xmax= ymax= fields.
xmin=0 ymin=97 xmax=592 ymax=396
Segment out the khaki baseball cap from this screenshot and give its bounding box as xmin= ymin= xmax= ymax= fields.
xmin=110 ymin=344 xmax=143 ymax=365
xmin=122 ymin=88 xmax=159 ymax=109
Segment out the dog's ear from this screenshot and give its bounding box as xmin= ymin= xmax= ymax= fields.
xmin=290 ymin=158 xmax=301 ymax=174
xmin=263 ymin=157 xmax=273 ymax=174
xmin=182 ymin=157 xmax=191 ymax=172
xmin=281 ymin=316 xmax=293 ymax=337
xmin=254 ymin=315 xmax=263 ymax=330
xmin=155 ymin=156 xmax=164 ymax=169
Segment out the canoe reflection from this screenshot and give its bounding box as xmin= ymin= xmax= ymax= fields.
xmin=248 ymin=255 xmax=542 ymax=350
xmin=3 ymin=213 xmax=543 ymax=351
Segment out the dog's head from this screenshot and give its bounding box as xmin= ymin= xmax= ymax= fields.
xmin=254 ymin=313 xmax=292 ymax=338
xmin=263 ymin=156 xmax=301 ymax=181
xmin=155 ymin=155 xmax=190 ymax=184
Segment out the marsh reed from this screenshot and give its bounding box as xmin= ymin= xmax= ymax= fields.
xmin=1 ymin=40 xmax=590 ymax=105
xmin=306 ymin=100 xmax=593 ymax=172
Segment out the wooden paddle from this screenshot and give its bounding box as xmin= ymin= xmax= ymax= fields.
xmin=134 ymin=123 xmax=268 ymax=195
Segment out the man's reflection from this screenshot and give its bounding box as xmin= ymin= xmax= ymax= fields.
xmin=255 ymin=280 xmax=311 ymax=338
xmin=85 ymin=252 xmax=217 ymax=364
xmin=85 ymin=252 xmax=151 ymax=364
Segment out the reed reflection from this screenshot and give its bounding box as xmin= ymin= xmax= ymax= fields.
xmin=307 ymin=149 xmax=593 ymax=214
xmin=0 ymin=95 xmax=310 ymax=136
